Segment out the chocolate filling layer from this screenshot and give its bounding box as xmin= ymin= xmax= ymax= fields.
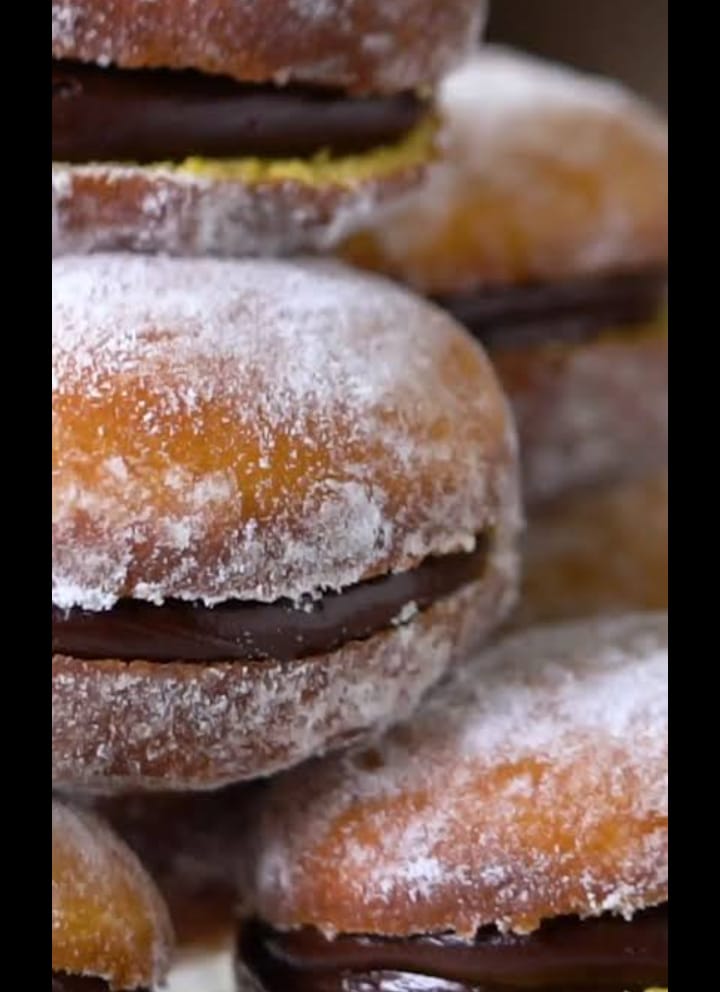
xmin=52 ymin=975 xmax=140 ymax=992
xmin=436 ymin=269 xmax=667 ymax=351
xmin=52 ymin=538 xmax=488 ymax=662
xmin=52 ymin=61 xmax=428 ymax=163
xmin=240 ymin=905 xmax=668 ymax=992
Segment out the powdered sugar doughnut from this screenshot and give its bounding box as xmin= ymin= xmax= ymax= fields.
xmin=342 ymin=47 xmax=667 ymax=291
xmin=52 ymin=255 xmax=521 ymax=790
xmin=52 ymin=798 xmax=173 ymax=990
xmin=51 ymin=0 xmax=487 ymax=256
xmin=242 ymin=613 xmax=667 ymax=990
xmin=339 ymin=48 xmax=668 ymax=502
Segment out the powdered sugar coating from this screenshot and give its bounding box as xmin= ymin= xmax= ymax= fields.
xmin=52 ymin=569 xmax=518 ymax=790
xmin=340 ymin=46 xmax=668 ymax=291
xmin=252 ymin=613 xmax=667 ymax=936
xmin=53 ymin=254 xmax=519 ymax=611
xmin=496 ymin=326 xmax=668 ymax=504
xmin=51 ymin=156 xmax=428 ymax=258
xmin=51 ymin=0 xmax=487 ymax=93
xmin=52 ymin=799 xmax=173 ymax=987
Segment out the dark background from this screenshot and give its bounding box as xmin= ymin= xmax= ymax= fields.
xmin=488 ymin=0 xmax=668 ymax=110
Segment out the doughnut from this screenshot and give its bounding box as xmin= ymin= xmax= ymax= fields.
xmin=511 ymin=474 xmax=668 ymax=629
xmin=52 ymin=254 xmax=521 ymax=791
xmin=52 ymin=799 xmax=173 ymax=991
xmin=51 ymin=0 xmax=486 ymax=94
xmin=340 ymin=47 xmax=668 ymax=502
xmin=51 ymin=0 xmax=487 ymax=256
xmin=83 ymin=788 xmax=259 ymax=989
xmin=241 ymin=612 xmax=668 ymax=992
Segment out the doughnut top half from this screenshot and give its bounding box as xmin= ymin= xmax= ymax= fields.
xmin=52 ymin=800 xmax=173 ymax=988
xmin=251 ymin=612 xmax=668 ymax=936
xmin=51 ymin=0 xmax=487 ymax=94
xmin=341 ymin=46 xmax=668 ymax=292
xmin=52 ymin=255 xmax=519 ymax=611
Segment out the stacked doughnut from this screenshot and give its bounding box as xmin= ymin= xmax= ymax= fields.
xmin=51 ymin=7 xmax=668 ymax=991
xmin=339 ymin=47 xmax=668 ymax=629
xmin=52 ymin=254 xmax=519 ymax=794
xmin=52 ymin=3 xmax=524 ymax=988
xmin=341 ymin=46 xmax=668 ymax=506
xmin=52 ymin=0 xmax=487 ymax=256
xmin=239 ymin=613 xmax=668 ymax=991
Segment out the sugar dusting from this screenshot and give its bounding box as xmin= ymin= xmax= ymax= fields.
xmin=253 ymin=613 xmax=668 ymax=935
xmin=52 ymin=799 xmax=173 ymax=986
xmin=53 ymin=254 xmax=518 ymax=611
xmin=442 ymin=46 xmax=667 ymax=144
xmin=51 ymin=161 xmax=425 ymax=258
xmin=51 ymin=0 xmax=486 ymax=92
xmin=345 ymin=46 xmax=667 ymax=290
xmin=52 ymin=570 xmax=517 ymax=790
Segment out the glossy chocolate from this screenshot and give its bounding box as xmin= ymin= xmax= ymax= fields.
xmin=52 ymin=61 xmax=427 ymax=163
xmin=240 ymin=905 xmax=668 ymax=992
xmin=52 ymin=538 xmax=488 ymax=662
xmin=437 ymin=269 xmax=667 ymax=351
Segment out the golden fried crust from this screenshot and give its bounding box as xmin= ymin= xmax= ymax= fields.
xmin=250 ymin=614 xmax=667 ymax=937
xmin=52 ymin=255 xmax=519 ymax=612
xmin=340 ymin=48 xmax=667 ymax=292
xmin=510 ymin=474 xmax=668 ymax=629
xmin=495 ymin=324 xmax=667 ymax=503
xmin=52 ymin=800 xmax=173 ymax=988
xmin=51 ymin=0 xmax=486 ymax=94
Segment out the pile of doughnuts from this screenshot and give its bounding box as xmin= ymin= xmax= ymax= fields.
xmin=51 ymin=3 xmax=667 ymax=990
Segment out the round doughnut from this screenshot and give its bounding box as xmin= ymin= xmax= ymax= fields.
xmin=52 ymin=254 xmax=521 ymax=791
xmin=242 ymin=613 xmax=667 ymax=991
xmin=52 ymin=0 xmax=486 ymax=94
xmin=339 ymin=48 xmax=668 ymax=502
xmin=51 ymin=0 xmax=486 ymax=256
xmin=52 ymin=799 xmax=173 ymax=991
xmin=341 ymin=47 xmax=667 ymax=293
xmin=511 ymin=474 xmax=668 ymax=629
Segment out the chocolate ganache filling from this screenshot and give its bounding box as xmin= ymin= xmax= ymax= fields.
xmin=52 ymin=538 xmax=488 ymax=662
xmin=52 ymin=61 xmax=428 ymax=163
xmin=436 ymin=269 xmax=667 ymax=351
xmin=240 ymin=905 xmax=668 ymax=992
